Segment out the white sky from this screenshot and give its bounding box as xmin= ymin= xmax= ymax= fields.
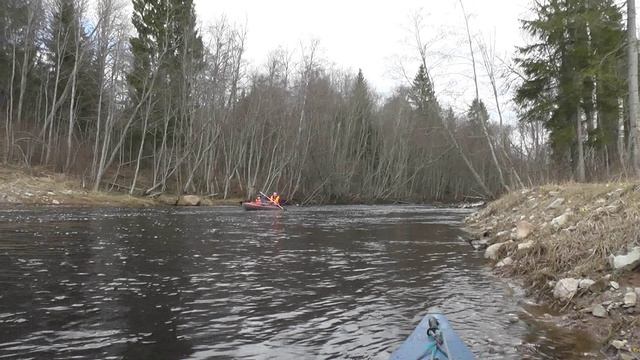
xmin=194 ymin=0 xmax=533 ymax=120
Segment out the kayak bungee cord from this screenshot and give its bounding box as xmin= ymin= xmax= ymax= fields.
xmin=422 ymin=316 xmax=452 ymax=360
xmin=389 ymin=313 xmax=474 ymax=359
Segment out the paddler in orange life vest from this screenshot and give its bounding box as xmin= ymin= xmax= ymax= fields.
xmin=269 ymin=192 xmax=280 ymax=205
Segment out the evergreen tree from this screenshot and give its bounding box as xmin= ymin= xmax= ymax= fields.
xmin=0 ymin=1 xmax=29 ymax=89
xmin=349 ymin=69 xmax=376 ymax=161
xmin=128 ymin=0 xmax=203 ymax=106
xmin=467 ymin=98 xmax=489 ymax=128
xmin=45 ymin=0 xmax=97 ymax=132
xmin=515 ymin=0 xmax=625 ymax=177
xmin=408 ymin=64 xmax=439 ymax=121
xmin=0 ymin=0 xmax=43 ymax=124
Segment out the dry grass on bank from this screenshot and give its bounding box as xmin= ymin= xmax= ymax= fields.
xmin=0 ymin=165 xmax=158 ymax=206
xmin=0 ymin=165 xmax=242 ymax=207
xmin=466 ymin=182 xmax=640 ymax=354
xmin=467 ymin=182 xmax=640 ymax=292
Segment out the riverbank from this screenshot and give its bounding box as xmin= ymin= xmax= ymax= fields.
xmin=0 ymin=165 xmax=241 ymax=207
xmin=464 ymin=183 xmax=640 ymax=358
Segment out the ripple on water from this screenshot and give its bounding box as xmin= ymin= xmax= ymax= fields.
xmin=0 ymin=205 xmax=598 ymax=359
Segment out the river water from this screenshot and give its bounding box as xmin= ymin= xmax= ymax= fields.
xmin=0 ymin=205 xmax=598 ymax=359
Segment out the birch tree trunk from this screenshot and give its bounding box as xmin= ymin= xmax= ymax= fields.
xmin=628 ymin=0 xmax=640 ymax=175
xmin=576 ymin=104 xmax=586 ymax=181
xmin=618 ymin=98 xmax=627 ymax=171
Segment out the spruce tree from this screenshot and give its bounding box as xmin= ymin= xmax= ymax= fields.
xmin=46 ymin=0 xmax=97 ymax=131
xmin=467 ymin=98 xmax=489 ymax=128
xmin=408 ymin=64 xmax=439 ymax=121
xmin=128 ymin=0 xmax=203 ymax=134
xmin=350 ymin=69 xmax=376 ymax=159
xmin=515 ymin=0 xmax=625 ymax=177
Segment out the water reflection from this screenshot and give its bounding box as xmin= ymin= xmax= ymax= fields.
xmin=0 ymin=205 xmax=598 ymax=359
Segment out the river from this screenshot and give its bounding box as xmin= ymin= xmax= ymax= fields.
xmin=0 ymin=205 xmax=598 ymax=359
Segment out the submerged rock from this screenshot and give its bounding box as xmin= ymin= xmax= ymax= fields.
xmin=609 ymin=247 xmax=640 ymax=271
xmin=460 ymin=201 xmax=485 ymax=208
xmin=553 ymin=278 xmax=579 ymax=300
xmin=470 ymin=238 xmax=489 ymax=250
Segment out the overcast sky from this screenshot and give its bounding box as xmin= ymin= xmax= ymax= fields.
xmin=194 ymin=0 xmax=533 ymax=119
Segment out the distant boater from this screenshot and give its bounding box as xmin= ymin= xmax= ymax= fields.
xmin=269 ymin=192 xmax=280 ymax=205
xmin=241 ymin=191 xmax=285 ymax=211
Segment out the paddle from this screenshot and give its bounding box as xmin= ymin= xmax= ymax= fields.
xmin=259 ymin=191 xmax=285 ymax=210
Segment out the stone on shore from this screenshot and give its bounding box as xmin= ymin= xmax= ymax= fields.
xmin=516 ymin=221 xmax=534 ymax=239
xmin=496 ymin=257 xmax=514 ymax=267
xmin=551 ymin=213 xmax=569 ymax=229
xmin=553 ymin=278 xmax=579 ymax=300
xmin=611 ymin=339 xmax=627 ymax=350
xmin=485 ymin=241 xmax=508 ymax=260
xmin=592 ymin=304 xmax=607 ymax=318
xmin=546 ymin=197 xmax=565 ymax=209
xmin=609 ymin=247 xmax=640 ymax=271
xmin=578 ymin=278 xmax=595 ymax=290
xmin=176 ymin=195 xmax=202 ymax=206
xmin=623 ymin=290 xmax=637 ymax=308
xmin=517 ymin=240 xmax=534 ymax=251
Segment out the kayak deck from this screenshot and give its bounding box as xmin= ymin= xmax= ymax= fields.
xmin=390 ymin=313 xmax=475 ymax=360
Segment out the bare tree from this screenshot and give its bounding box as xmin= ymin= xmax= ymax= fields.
xmin=459 ymin=0 xmax=509 ymax=192
xmin=478 ymin=39 xmax=524 ymax=188
xmin=411 ymin=12 xmax=493 ymax=198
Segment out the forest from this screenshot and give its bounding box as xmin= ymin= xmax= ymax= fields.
xmin=0 ymin=0 xmax=639 ymax=203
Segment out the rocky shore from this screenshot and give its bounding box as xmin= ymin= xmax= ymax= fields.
xmin=465 ymin=183 xmax=640 ymax=359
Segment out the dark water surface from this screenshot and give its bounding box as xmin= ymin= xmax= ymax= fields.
xmin=0 ymin=206 xmax=598 ymax=359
